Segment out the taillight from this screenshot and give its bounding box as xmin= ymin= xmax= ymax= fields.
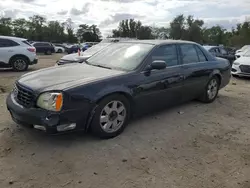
xmin=27 ymin=47 xmax=36 ymax=52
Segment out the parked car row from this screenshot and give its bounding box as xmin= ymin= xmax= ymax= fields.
xmin=203 ymin=45 xmax=236 ymax=65
xmin=65 ymin=42 xmax=99 ymax=54
xmin=56 ymin=40 xmax=122 ymax=65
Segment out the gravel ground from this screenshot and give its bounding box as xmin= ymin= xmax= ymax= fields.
xmin=1 ymin=54 xmax=250 ymax=188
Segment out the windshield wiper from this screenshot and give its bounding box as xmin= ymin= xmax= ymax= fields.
xmin=91 ymin=64 xmax=112 ymax=69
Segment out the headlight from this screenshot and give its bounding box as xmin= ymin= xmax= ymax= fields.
xmin=233 ymin=62 xmax=240 ymax=65
xmin=36 ymin=92 xmax=63 ymax=111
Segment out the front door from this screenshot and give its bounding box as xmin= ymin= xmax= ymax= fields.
xmin=133 ymin=44 xmax=184 ymax=114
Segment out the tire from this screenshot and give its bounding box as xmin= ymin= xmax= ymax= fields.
xmin=198 ymin=76 xmax=220 ymax=103
xmin=45 ymin=50 xmax=52 ymax=55
xmin=57 ymin=49 xmax=62 ymax=53
xmin=11 ymin=56 xmax=29 ymax=71
xmin=90 ymin=94 xmax=130 ymax=139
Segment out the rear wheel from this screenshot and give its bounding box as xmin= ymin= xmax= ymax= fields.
xmin=11 ymin=57 xmax=29 ymax=71
xmin=57 ymin=49 xmax=62 ymax=53
xmin=90 ymin=94 xmax=130 ymax=139
xmin=198 ymin=76 xmax=219 ymax=103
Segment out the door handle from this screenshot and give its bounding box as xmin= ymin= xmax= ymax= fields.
xmin=8 ymin=50 xmax=14 ymax=52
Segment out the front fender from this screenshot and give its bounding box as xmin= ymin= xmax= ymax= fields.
xmin=93 ymin=85 xmax=133 ymax=102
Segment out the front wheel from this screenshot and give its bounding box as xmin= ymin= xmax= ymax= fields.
xmin=198 ymin=76 xmax=219 ymax=103
xmin=90 ymin=95 xmax=130 ymax=139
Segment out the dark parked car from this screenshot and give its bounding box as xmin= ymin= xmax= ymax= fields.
xmin=66 ymin=45 xmax=81 ymax=54
xmin=6 ymin=40 xmax=231 ymax=138
xmin=31 ymin=42 xmax=55 ymax=55
xmin=56 ymin=38 xmax=132 ymax=66
xmin=56 ymin=42 xmax=113 ymax=66
xmin=203 ymin=45 xmax=235 ymax=65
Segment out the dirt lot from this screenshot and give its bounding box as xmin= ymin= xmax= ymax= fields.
xmin=1 ymin=54 xmax=250 ymax=188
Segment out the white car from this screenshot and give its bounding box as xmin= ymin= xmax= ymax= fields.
xmin=54 ymin=45 xmax=65 ymax=53
xmin=235 ymin=45 xmax=250 ymax=59
xmin=0 ymin=36 xmax=37 ymax=71
xmin=232 ymin=49 xmax=250 ymax=77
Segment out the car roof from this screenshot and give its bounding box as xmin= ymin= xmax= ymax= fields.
xmin=203 ymin=45 xmax=219 ymax=50
xmin=119 ymin=39 xmax=197 ymax=45
xmin=0 ymin=35 xmax=27 ymax=41
xmin=31 ymin=41 xmax=51 ymax=44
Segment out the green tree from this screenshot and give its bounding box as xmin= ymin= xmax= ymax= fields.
xmin=0 ymin=17 xmax=12 ymax=35
xmin=12 ymin=18 xmax=29 ymax=38
xmin=76 ymin=24 xmax=101 ymax=42
xmin=169 ymin=14 xmax=186 ymax=40
xmin=112 ymin=19 xmax=153 ymax=39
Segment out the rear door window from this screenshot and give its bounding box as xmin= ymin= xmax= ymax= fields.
xmin=179 ymin=44 xmax=199 ymax=64
xmin=195 ymin=46 xmax=207 ymax=62
xmin=22 ymin=40 xmax=32 ymax=46
xmin=33 ymin=43 xmax=43 ymax=47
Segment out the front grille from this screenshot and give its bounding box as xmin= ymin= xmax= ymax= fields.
xmin=239 ymin=65 xmax=250 ymax=73
xmin=13 ymin=83 xmax=35 ymax=108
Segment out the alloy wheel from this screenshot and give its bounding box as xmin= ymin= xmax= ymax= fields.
xmin=99 ymin=100 xmax=126 ymax=133
xmin=207 ymin=78 xmax=218 ymax=100
xmin=13 ymin=59 xmax=27 ymax=71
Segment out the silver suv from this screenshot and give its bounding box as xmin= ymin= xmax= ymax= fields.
xmin=0 ymin=36 xmax=38 ymax=71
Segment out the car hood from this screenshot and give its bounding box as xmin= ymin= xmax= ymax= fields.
xmin=18 ymin=63 xmax=125 ymax=92
xmin=234 ymin=56 xmax=250 ymax=65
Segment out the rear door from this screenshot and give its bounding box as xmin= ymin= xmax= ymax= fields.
xmin=33 ymin=42 xmax=43 ymax=53
xmin=179 ymin=44 xmax=212 ymax=101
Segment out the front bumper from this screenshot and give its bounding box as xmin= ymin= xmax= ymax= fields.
xmin=231 ymin=64 xmax=250 ymax=77
xmin=6 ymin=93 xmax=91 ymax=134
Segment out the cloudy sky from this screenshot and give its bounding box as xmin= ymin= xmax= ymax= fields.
xmin=1 ymin=0 xmax=250 ymax=36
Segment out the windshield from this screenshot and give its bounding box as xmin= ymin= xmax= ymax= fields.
xmin=83 ymin=43 xmax=111 ymax=55
xmin=86 ymin=43 xmax=154 ymax=71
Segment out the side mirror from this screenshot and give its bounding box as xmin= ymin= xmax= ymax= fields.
xmin=150 ymin=60 xmax=167 ymax=70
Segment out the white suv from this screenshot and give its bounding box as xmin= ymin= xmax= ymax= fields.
xmin=0 ymin=36 xmax=37 ymax=71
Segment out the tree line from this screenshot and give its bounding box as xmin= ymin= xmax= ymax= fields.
xmin=112 ymin=15 xmax=250 ymax=48
xmin=0 ymin=14 xmax=250 ymax=47
xmin=0 ymin=15 xmax=101 ymax=43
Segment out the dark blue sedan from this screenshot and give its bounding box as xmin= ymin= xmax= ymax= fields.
xmin=66 ymin=45 xmax=81 ymax=54
xmin=6 ymin=40 xmax=231 ymax=139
